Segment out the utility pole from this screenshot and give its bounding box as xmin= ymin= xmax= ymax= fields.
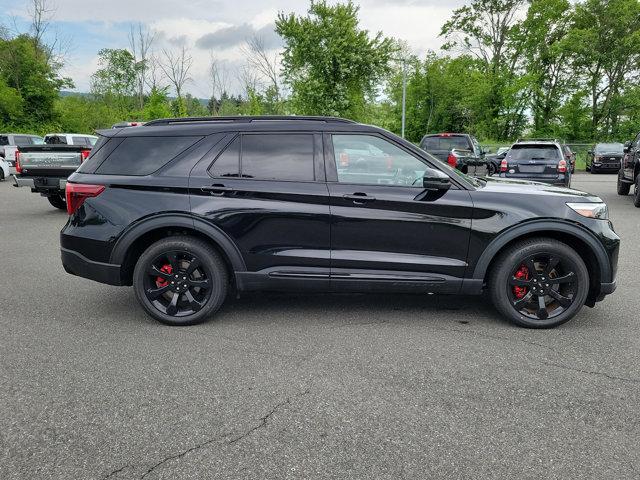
xmin=401 ymin=58 xmax=407 ymax=139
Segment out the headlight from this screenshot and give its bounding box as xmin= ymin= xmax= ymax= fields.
xmin=566 ymin=202 xmax=608 ymax=219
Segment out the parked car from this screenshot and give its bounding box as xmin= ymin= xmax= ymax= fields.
xmin=0 ymin=133 xmax=44 ymax=167
xmin=0 ymin=156 xmax=9 ymax=181
xmin=586 ymin=142 xmax=624 ymax=174
xmin=561 ymin=144 xmax=576 ymax=173
xmin=419 ymin=133 xmax=486 ymax=174
xmin=618 ymin=134 xmax=640 ymax=205
xmin=499 ymin=139 xmax=571 ymax=187
xmin=12 ymin=133 xmax=98 ymax=209
xmin=485 ymin=147 xmax=510 ymax=176
xmin=60 ymin=116 xmax=618 ymax=329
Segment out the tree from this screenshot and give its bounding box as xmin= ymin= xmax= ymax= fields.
xmin=159 ymin=45 xmax=192 ymax=116
xmin=128 ymin=23 xmax=155 ymax=110
xmin=142 ymin=86 xmax=172 ymax=120
xmin=567 ymin=0 xmax=640 ymax=138
xmin=276 ymin=1 xmax=395 ymax=120
xmin=0 ymin=34 xmax=71 ymax=126
xmin=243 ymin=35 xmax=281 ymax=106
xmin=441 ymin=0 xmax=527 ymax=139
xmin=90 ymin=48 xmax=139 ymax=115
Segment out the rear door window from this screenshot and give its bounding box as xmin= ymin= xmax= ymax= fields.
xmin=0 ymin=136 xmax=8 ymax=146
xmin=72 ymin=136 xmax=88 ymax=146
xmin=14 ymin=135 xmax=33 ymax=145
xmin=240 ymin=134 xmax=314 ymax=181
xmin=508 ymin=145 xmax=561 ymax=163
xmin=95 ymin=136 xmax=202 ymax=176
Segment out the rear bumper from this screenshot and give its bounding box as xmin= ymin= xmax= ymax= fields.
xmin=498 ymin=173 xmax=569 ymax=185
xmin=13 ymin=175 xmax=67 ymax=191
xmin=61 ymin=248 xmax=123 ymax=286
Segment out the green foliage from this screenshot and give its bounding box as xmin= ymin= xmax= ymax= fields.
xmin=91 ymin=48 xmax=140 ymax=116
xmin=55 ymin=95 xmax=120 ymax=133
xmin=0 ymin=34 xmax=71 ymax=129
xmin=276 ymin=0 xmax=396 ymax=120
xmin=142 ymin=87 xmax=172 ymax=121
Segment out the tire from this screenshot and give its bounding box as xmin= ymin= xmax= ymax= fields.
xmin=488 ymin=238 xmax=589 ymax=328
xmin=133 ymin=236 xmax=229 ymax=326
xmin=590 ymin=166 xmax=596 ymax=174
xmin=48 ymin=194 xmax=67 ymax=210
xmin=617 ymin=173 xmax=631 ymax=195
xmin=487 ymin=163 xmax=497 ymax=176
xmin=461 ymin=165 xmax=469 ymax=174
xmin=634 ymin=174 xmax=640 ymax=208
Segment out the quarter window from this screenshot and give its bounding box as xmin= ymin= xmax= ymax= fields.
xmin=332 ymin=134 xmax=427 ymax=186
xmin=209 ymin=137 xmax=240 ymax=178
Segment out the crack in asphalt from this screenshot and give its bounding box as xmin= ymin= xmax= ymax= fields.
xmin=102 ymin=464 xmax=131 ymax=479
xmin=138 ymin=389 xmax=310 ymax=479
xmin=543 ymin=362 xmax=640 ymax=385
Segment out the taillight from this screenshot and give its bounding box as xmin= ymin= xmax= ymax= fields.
xmin=500 ymin=158 xmax=508 ymax=172
xmin=558 ymin=159 xmax=567 ymax=173
xmin=447 ymin=153 xmax=457 ymax=167
xmin=15 ymin=151 xmax=21 ymax=173
xmin=339 ymin=152 xmax=349 ymax=167
xmin=80 ymin=149 xmax=91 ymax=162
xmin=65 ymin=183 xmax=105 ymax=215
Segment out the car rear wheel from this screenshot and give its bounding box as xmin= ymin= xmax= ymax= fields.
xmin=489 ymin=238 xmax=589 ymax=328
xmin=617 ymin=172 xmax=631 ymax=195
xmin=48 ymin=194 xmax=67 ymax=210
xmin=634 ymin=174 xmax=640 ymax=208
xmin=133 ymin=236 xmax=228 ymax=326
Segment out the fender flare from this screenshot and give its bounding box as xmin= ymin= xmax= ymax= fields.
xmin=471 ymin=220 xmax=613 ymax=283
xmin=109 ymin=213 xmax=246 ymax=272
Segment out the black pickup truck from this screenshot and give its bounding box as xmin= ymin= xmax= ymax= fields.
xmin=419 ymin=133 xmax=486 ymax=174
xmin=618 ymin=134 xmax=640 ymax=206
xmin=13 ymin=143 xmax=93 ymax=210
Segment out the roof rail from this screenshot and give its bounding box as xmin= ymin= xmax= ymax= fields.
xmin=516 ymin=138 xmax=564 ymax=143
xmin=144 ymin=115 xmax=356 ymax=127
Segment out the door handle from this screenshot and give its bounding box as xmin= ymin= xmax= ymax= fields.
xmin=201 ymin=185 xmax=234 ymax=196
xmin=343 ymin=193 xmax=376 ymax=204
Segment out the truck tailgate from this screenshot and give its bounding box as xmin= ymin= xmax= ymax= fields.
xmin=18 ymin=145 xmax=85 ymax=176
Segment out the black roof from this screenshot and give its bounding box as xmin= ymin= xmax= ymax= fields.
xmin=97 ymin=115 xmax=371 ymax=138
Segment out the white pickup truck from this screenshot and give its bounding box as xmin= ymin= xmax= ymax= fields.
xmin=13 ymin=133 xmax=99 ymax=210
xmin=0 ymin=133 xmax=44 ymax=167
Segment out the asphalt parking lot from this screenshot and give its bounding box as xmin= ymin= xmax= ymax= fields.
xmin=1 ymin=173 xmax=639 ymax=479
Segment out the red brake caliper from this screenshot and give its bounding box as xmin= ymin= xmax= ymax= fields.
xmin=513 ymin=265 xmax=529 ymax=299
xmin=156 ymin=264 xmax=173 ymax=288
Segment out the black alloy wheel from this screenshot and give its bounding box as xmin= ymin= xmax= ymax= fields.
xmin=133 ymin=237 xmax=228 ymax=325
xmin=489 ymin=238 xmax=589 ymax=328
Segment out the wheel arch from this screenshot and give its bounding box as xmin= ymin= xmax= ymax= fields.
xmin=110 ymin=214 xmax=246 ymax=286
xmin=473 ymin=221 xmax=612 ymax=300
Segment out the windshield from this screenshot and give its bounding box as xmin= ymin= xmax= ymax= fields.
xmin=595 ymin=143 xmax=623 ymax=154
xmin=422 ymin=136 xmax=470 ymax=151
xmin=32 ymin=137 xmax=44 ymax=145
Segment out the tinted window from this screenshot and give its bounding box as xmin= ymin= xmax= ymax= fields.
xmin=333 ymin=134 xmax=427 ymax=186
xmin=241 ymin=134 xmax=314 ymax=181
xmin=421 ymin=136 xmax=470 ymax=151
xmin=508 ymin=145 xmax=561 ymax=163
xmin=0 ymin=136 xmax=8 ymax=146
xmin=95 ymin=136 xmax=201 ymax=176
xmin=209 ymin=137 xmax=240 ymax=177
xmin=595 ymin=143 xmax=623 ymax=154
xmin=72 ymin=136 xmax=88 ymax=146
xmin=14 ymin=135 xmax=33 ymax=145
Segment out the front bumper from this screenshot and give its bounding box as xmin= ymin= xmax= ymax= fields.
xmin=61 ymin=248 xmax=123 ymax=286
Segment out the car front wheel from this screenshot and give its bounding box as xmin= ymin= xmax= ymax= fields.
xmin=133 ymin=236 xmax=228 ymax=326
xmin=489 ymin=238 xmax=589 ymax=328
xmin=617 ymin=172 xmax=631 ymax=195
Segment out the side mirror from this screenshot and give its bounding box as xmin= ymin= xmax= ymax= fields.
xmin=423 ymin=168 xmax=451 ymax=191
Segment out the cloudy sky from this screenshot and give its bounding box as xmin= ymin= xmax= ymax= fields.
xmin=4 ymin=0 xmax=465 ymax=98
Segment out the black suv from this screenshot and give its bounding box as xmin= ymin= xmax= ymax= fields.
xmin=499 ymin=139 xmax=571 ymax=187
xmin=618 ymin=134 xmax=640 ymax=206
xmin=419 ymin=133 xmax=486 ymax=174
xmin=61 ymin=116 xmax=618 ymax=328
